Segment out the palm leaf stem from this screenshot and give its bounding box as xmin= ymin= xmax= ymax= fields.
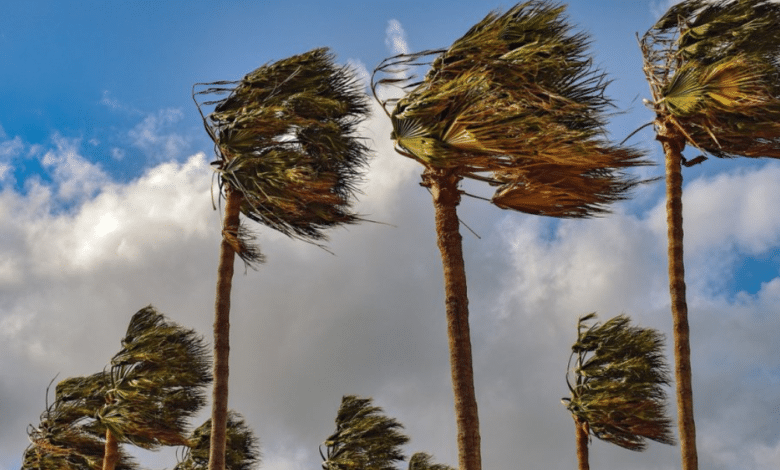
xmin=421 ymin=167 xmax=480 ymax=470
xmin=657 ymin=116 xmax=697 ymax=470
xmin=209 ymin=186 xmax=242 ymax=470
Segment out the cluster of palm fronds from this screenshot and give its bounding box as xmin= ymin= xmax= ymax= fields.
xmin=372 ymin=0 xmax=649 ymax=217
xmin=641 ymin=0 xmax=780 ymax=159
xmin=194 ymin=47 xmax=371 ymax=257
xmin=174 ymin=412 xmax=260 ymax=470
xmin=563 ymin=313 xmax=675 ymax=451
xmin=321 ymin=395 xmax=453 ymax=470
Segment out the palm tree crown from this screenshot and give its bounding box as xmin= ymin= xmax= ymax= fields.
xmin=641 ymin=0 xmax=780 ymax=160
xmin=373 ymin=0 xmax=650 ymax=217
xmin=194 ymin=47 xmax=372 ymax=259
xmin=563 ymin=313 xmax=675 ymax=451
xmin=175 ymin=411 xmax=261 ymax=470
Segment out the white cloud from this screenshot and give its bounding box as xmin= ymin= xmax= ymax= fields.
xmin=128 ymin=108 xmax=189 ymax=161
xmin=385 ymin=19 xmax=410 ymax=56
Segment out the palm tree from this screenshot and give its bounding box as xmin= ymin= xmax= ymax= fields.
xmin=407 ymin=453 xmax=454 ymax=470
xmin=562 ymin=313 xmax=674 ymax=470
xmin=175 ymin=411 xmax=261 ymax=470
xmin=639 ymin=2 xmax=780 ymax=468
xmin=23 ymin=374 xmax=137 ymax=470
xmin=193 ymin=48 xmax=371 ymax=470
xmin=372 ymin=3 xmax=649 ymax=469
xmin=320 ymin=395 xmax=409 ymax=470
xmin=98 ymin=306 xmax=212 ymax=470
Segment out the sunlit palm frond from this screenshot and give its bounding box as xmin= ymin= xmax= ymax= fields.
xmin=563 ymin=314 xmax=675 ymax=452
xmin=373 ymin=0 xmax=650 ymax=217
xmin=174 ymin=411 xmax=261 ymax=470
xmin=321 ymin=395 xmax=409 ymax=470
xmin=641 ymin=0 xmax=780 ymax=159
xmin=194 ymin=47 xmax=371 ymax=261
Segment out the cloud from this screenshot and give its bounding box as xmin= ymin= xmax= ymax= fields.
xmin=385 ymin=19 xmax=410 ymax=56
xmin=128 ymin=108 xmax=189 ymax=162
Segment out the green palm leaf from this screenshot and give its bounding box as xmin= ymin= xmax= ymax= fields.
xmin=175 ymin=411 xmax=260 ymax=470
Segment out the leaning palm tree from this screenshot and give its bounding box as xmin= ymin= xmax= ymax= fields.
xmin=640 ymin=2 xmax=780 ymax=468
xmin=372 ymin=3 xmax=649 ymax=469
xmin=193 ymin=48 xmax=371 ymax=470
xmin=175 ymin=411 xmax=261 ymax=470
xmin=98 ymin=306 xmax=212 ymax=470
xmin=23 ymin=374 xmax=137 ymax=470
xmin=562 ymin=313 xmax=674 ymax=470
xmin=320 ymin=395 xmax=409 ymax=470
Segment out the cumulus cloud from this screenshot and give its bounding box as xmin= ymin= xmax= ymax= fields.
xmin=128 ymin=108 xmax=189 ymax=162
xmin=385 ymin=19 xmax=410 ymax=56
xmin=2 ymin=101 xmax=780 ymax=470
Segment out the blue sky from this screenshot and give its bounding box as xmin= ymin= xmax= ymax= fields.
xmin=2 ymin=2 xmax=780 ymax=470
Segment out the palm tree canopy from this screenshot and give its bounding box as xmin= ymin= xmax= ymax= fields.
xmin=641 ymin=0 xmax=780 ymax=159
xmin=407 ymin=452 xmax=454 ymax=470
xmin=321 ymin=395 xmax=410 ymax=470
xmin=194 ymin=47 xmax=372 ymax=260
xmin=174 ymin=411 xmax=261 ymax=470
xmin=98 ymin=306 xmax=212 ymax=450
xmin=372 ymin=0 xmax=650 ymax=218
xmin=23 ymin=376 xmax=138 ymax=470
xmin=562 ymin=313 xmax=675 ymax=451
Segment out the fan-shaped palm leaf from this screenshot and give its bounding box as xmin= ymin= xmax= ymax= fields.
xmin=175 ymin=411 xmax=260 ymax=470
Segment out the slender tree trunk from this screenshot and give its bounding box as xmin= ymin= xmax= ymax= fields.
xmin=423 ymin=168 xmax=481 ymax=470
xmin=574 ymin=417 xmax=589 ymax=470
xmin=657 ymin=117 xmax=698 ymax=470
xmin=209 ymin=186 xmax=241 ymax=470
xmin=102 ymin=428 xmax=119 ymax=470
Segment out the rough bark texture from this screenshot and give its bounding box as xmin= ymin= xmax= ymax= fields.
xmin=574 ymin=417 xmax=590 ymax=470
xmin=423 ymin=168 xmax=481 ymax=470
xmin=657 ymin=117 xmax=698 ymax=470
xmin=102 ymin=428 xmax=119 ymax=470
xmin=209 ymin=187 xmax=241 ymax=470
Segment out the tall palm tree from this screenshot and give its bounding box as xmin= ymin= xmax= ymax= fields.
xmin=372 ymin=3 xmax=649 ymax=469
xmin=175 ymin=411 xmax=261 ymax=470
xmin=562 ymin=313 xmax=674 ymax=470
xmin=193 ymin=48 xmax=371 ymax=470
xmin=99 ymin=306 xmax=212 ymax=470
xmin=320 ymin=395 xmax=409 ymax=470
xmin=640 ymin=2 xmax=780 ymax=468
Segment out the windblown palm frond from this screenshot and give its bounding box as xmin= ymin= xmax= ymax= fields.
xmin=373 ymin=0 xmax=650 ymax=217
xmin=321 ymin=395 xmax=409 ymax=470
xmin=98 ymin=306 xmax=212 ymax=450
xmin=641 ymin=0 xmax=780 ymax=159
xmin=194 ymin=47 xmax=371 ymax=261
xmin=407 ymin=453 xmax=454 ymax=470
xmin=175 ymin=411 xmax=261 ymax=470
xmin=563 ymin=313 xmax=675 ymax=451
xmin=23 ymin=376 xmax=137 ymax=470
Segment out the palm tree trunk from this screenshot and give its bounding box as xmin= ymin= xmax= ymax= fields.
xmin=209 ymin=186 xmax=241 ymax=470
xmin=574 ymin=417 xmax=589 ymax=470
xmin=102 ymin=428 xmax=119 ymax=470
xmin=423 ymin=168 xmax=481 ymax=470
xmin=657 ymin=117 xmax=698 ymax=470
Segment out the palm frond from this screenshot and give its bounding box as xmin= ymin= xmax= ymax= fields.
xmin=194 ymin=48 xmax=372 ymax=260
xmin=407 ymin=452 xmax=454 ymax=470
xmin=641 ymin=0 xmax=780 ymax=159
xmin=174 ymin=411 xmax=261 ymax=470
xmin=373 ymin=0 xmax=651 ymax=218
xmin=563 ymin=313 xmax=675 ymax=451
xmin=321 ymin=395 xmax=409 ymax=470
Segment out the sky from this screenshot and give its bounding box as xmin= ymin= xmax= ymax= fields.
xmin=1 ymin=1 xmax=780 ymax=469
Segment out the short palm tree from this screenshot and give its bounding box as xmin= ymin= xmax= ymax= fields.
xmin=640 ymin=2 xmax=780 ymax=468
xmin=23 ymin=374 xmax=137 ymax=470
xmin=372 ymin=3 xmax=649 ymax=469
xmin=407 ymin=453 xmax=454 ymax=470
xmin=193 ymin=48 xmax=371 ymax=470
xmin=562 ymin=313 xmax=674 ymax=470
xmin=175 ymin=411 xmax=261 ymax=470
xmin=98 ymin=306 xmax=212 ymax=470
xmin=320 ymin=395 xmax=409 ymax=470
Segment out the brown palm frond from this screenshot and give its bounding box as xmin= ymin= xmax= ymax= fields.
xmin=373 ymin=1 xmax=651 ymax=217
xmin=563 ymin=313 xmax=675 ymax=452
xmin=641 ymin=0 xmax=780 ymax=159
xmin=174 ymin=411 xmax=261 ymax=470
xmin=194 ymin=48 xmax=371 ymax=261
